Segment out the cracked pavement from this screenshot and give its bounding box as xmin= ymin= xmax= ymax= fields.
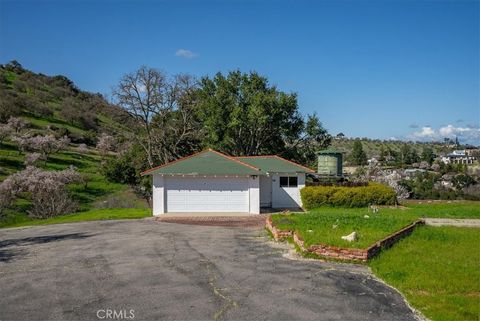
xmin=0 ymin=219 xmax=420 ymax=321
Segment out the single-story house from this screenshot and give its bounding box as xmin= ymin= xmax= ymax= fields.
xmin=141 ymin=149 xmax=314 ymax=215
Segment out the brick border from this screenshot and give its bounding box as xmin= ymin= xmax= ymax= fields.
xmin=266 ymin=216 xmax=424 ymax=262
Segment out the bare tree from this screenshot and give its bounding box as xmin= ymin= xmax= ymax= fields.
xmin=113 ymin=67 xmax=199 ymax=166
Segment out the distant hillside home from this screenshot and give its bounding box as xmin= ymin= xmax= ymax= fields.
xmin=441 ymin=150 xmax=476 ymax=164
xmin=141 ymin=149 xmax=314 ymax=215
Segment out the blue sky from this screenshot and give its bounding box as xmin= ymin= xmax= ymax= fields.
xmin=1 ymin=0 xmax=479 ymax=144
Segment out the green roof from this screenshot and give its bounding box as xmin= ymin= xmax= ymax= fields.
xmin=141 ymin=150 xmax=262 ymax=176
xmin=316 ymin=149 xmax=343 ymax=154
xmin=236 ymin=156 xmax=314 ymax=173
xmin=142 ymin=150 xmax=314 ymax=176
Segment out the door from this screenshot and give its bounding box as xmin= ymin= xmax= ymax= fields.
xmin=165 ymin=177 xmax=249 ymax=212
xmin=272 ymin=175 xmax=301 ymax=208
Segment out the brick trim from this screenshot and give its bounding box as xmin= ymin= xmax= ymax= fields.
xmin=266 ymin=216 xmax=425 ymax=262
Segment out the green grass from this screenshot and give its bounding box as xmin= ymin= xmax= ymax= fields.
xmin=23 ymin=115 xmax=87 ymax=135
xmin=369 ymin=226 xmax=480 ymax=321
xmin=0 ymin=140 xmax=147 ymax=228
xmin=271 ymin=207 xmax=417 ymax=248
xmin=401 ymin=201 xmax=480 ymax=219
xmin=270 ymin=201 xmax=480 ymax=249
xmin=0 ymin=208 xmax=151 ymax=229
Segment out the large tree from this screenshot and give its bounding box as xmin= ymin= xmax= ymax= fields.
xmin=194 ymin=71 xmax=330 ymax=161
xmin=113 ymin=67 xmax=200 ymax=166
xmin=351 ymin=140 xmax=367 ymax=165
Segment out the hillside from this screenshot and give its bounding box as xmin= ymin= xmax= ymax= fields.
xmin=0 ymin=61 xmax=147 ymax=227
xmin=0 ymin=61 xmax=136 ymax=144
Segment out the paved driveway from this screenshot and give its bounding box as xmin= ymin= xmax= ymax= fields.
xmin=0 ymin=220 xmax=420 ymax=321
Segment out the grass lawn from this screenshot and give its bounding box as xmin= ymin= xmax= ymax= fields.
xmin=369 ymin=226 xmax=480 ymax=321
xmin=271 ymin=202 xmax=480 ymax=249
xmin=271 ymin=208 xmax=418 ymax=248
xmin=401 ymin=200 xmax=480 ymax=219
xmin=0 ymin=208 xmax=151 ymax=229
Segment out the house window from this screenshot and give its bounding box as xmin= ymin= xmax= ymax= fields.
xmin=279 ymin=176 xmax=298 ymax=187
xmin=289 ymin=176 xmax=298 ymax=187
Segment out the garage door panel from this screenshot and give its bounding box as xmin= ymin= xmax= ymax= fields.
xmin=165 ymin=177 xmax=249 ymax=212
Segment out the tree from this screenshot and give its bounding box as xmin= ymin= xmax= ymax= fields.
xmin=96 ymin=133 xmax=116 ymax=156
xmin=378 ymin=145 xmax=387 ymax=162
xmin=0 ymin=123 xmax=11 ymax=145
xmin=12 ymin=134 xmax=70 ymax=158
xmin=421 ymin=147 xmax=435 ymax=165
xmin=287 ymin=113 xmax=331 ymax=166
xmin=351 ymin=141 xmax=367 ymax=165
xmin=113 ymin=66 xmax=199 ymax=166
xmin=0 ymin=94 xmax=20 ymax=123
xmin=194 ymin=70 xmax=305 ymax=156
xmin=0 ymin=166 xmax=81 ymax=218
xmin=7 ymin=117 xmax=27 ymax=133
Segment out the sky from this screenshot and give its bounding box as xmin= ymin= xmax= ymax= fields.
xmin=0 ymin=0 xmax=479 ymax=144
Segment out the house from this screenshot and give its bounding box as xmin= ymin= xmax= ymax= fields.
xmin=441 ymin=150 xmax=476 ymax=164
xmin=141 ymin=149 xmax=314 ymax=215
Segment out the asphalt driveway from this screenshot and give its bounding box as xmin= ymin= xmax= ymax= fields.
xmin=0 ymin=219 xmax=420 ymax=321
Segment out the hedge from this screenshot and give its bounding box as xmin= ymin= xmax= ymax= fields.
xmin=300 ymin=183 xmax=397 ymax=209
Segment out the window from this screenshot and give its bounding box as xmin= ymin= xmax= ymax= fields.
xmin=279 ymin=176 xmax=298 ymax=187
xmin=289 ymin=176 xmax=298 ymax=187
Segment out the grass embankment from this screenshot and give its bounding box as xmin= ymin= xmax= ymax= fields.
xmin=0 ymin=141 xmax=148 ymax=228
xmin=370 ymin=226 xmax=480 ymax=321
xmin=1 ymin=208 xmax=151 ymax=229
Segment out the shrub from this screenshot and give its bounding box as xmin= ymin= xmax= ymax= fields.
xmin=300 ymin=183 xmax=397 ymax=209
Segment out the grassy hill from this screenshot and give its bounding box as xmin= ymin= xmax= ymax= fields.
xmin=331 ymin=138 xmax=450 ymax=161
xmin=0 ymin=61 xmax=136 ymax=144
xmin=0 ymin=61 xmax=147 ymax=228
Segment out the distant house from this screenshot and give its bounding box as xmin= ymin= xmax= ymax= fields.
xmin=441 ymin=150 xmax=476 ymax=164
xmin=404 ymin=168 xmax=426 ymax=178
xmin=367 ymin=156 xmax=379 ymax=165
xmin=141 ymin=149 xmax=314 ymax=215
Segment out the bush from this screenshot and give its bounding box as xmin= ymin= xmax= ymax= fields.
xmin=300 ymin=183 xmax=397 ymax=209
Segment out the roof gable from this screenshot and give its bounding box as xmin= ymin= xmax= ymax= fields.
xmin=141 ymin=150 xmax=262 ymax=176
xmin=235 ymin=156 xmax=314 ymax=173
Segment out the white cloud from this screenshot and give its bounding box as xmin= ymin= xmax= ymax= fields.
xmin=412 ymin=126 xmax=436 ymax=138
xmin=175 ymin=49 xmax=197 ymax=59
xmin=408 ymin=124 xmax=480 ymax=145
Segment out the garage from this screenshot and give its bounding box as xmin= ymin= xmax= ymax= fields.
xmin=165 ymin=177 xmax=249 ymax=212
xmin=142 ymin=149 xmax=313 ymax=215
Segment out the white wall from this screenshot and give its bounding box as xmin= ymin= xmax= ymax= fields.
xmin=259 ymin=175 xmax=272 ymax=207
xmin=271 ymin=173 xmax=305 ymax=208
xmin=152 ymin=174 xmax=165 ymax=216
xmin=248 ymin=175 xmax=260 ymax=214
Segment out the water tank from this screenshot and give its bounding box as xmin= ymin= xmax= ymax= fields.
xmin=317 ymin=150 xmax=343 ymax=176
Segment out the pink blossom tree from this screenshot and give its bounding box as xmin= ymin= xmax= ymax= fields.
xmin=7 ymin=117 xmax=27 ymax=133
xmin=0 ymin=124 xmax=12 ymax=145
xmin=77 ymin=143 xmax=88 ymax=154
xmin=96 ymin=133 xmax=116 ymax=156
xmin=0 ymin=166 xmax=81 ymax=218
xmin=24 ymin=152 xmax=43 ymax=166
xmin=12 ymin=134 xmax=70 ymax=158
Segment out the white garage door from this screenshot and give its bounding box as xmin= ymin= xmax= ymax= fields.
xmin=165 ymin=177 xmax=249 ymax=212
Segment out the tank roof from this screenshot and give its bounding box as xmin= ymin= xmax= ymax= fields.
xmin=316 ymin=149 xmax=343 ymax=154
